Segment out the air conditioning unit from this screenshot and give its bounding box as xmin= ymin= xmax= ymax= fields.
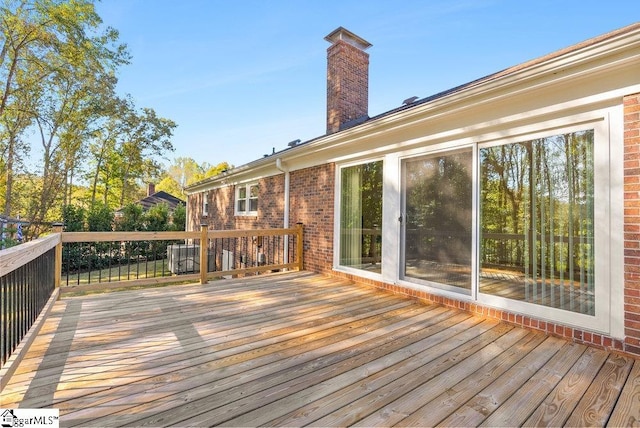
xmin=222 ymin=250 xmax=234 ymax=279
xmin=167 ymin=244 xmax=200 ymax=274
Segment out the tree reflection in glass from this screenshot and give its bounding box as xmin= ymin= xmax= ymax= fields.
xmin=479 ymin=130 xmax=595 ymax=315
xmin=403 ymin=149 xmax=473 ymax=290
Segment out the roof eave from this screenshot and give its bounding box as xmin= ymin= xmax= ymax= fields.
xmin=185 ymin=23 xmax=640 ymax=195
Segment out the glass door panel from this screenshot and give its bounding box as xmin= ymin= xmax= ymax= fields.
xmin=339 ymin=161 xmax=383 ymax=273
xmin=401 ymin=148 xmax=473 ymax=291
xmin=479 ymin=130 xmax=595 ymax=315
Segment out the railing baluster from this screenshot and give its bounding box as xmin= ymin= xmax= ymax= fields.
xmin=0 ymin=244 xmax=56 ymax=369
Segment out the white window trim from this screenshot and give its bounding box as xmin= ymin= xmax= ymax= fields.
xmin=333 ymin=158 xmax=385 ymax=282
xmin=202 ymin=192 xmax=209 ymax=216
xmin=235 ymin=182 xmax=259 ymax=216
xmin=474 ymin=119 xmax=612 ymax=335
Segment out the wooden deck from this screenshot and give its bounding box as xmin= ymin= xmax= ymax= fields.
xmin=1 ymin=271 xmax=639 ymax=427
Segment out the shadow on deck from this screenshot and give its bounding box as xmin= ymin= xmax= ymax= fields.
xmin=1 ymin=271 xmax=638 ymax=427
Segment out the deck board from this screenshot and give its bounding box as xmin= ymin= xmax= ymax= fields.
xmin=1 ymin=271 xmax=638 ymax=427
xmin=607 ymin=359 xmax=640 ymax=427
xmin=478 ymin=341 xmax=587 ymax=427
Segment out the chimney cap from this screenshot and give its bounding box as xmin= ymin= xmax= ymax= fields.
xmin=325 ymin=27 xmax=372 ymax=50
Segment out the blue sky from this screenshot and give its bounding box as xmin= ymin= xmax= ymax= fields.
xmin=96 ymin=0 xmax=638 ymax=169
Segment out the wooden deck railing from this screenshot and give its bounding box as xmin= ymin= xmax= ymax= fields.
xmin=0 ymin=224 xmax=304 ymax=375
xmin=59 ymin=223 xmax=304 ymax=289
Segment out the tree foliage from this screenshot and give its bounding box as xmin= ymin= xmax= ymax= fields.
xmin=479 ymin=131 xmax=595 ymax=278
xmin=61 ymin=203 xmax=84 ymax=231
xmin=0 ymin=0 xmax=178 ymax=238
xmin=156 ymin=158 xmax=232 ymax=198
xmin=86 ymin=202 xmax=112 ymax=231
xmin=171 ymin=203 xmax=186 ymax=231
xmin=85 ymin=96 xmax=176 ymax=208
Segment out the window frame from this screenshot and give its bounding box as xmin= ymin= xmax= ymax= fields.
xmin=399 ymin=146 xmax=475 ymax=295
xmin=382 ymin=110 xmax=621 ymax=337
xmin=475 ymin=120 xmax=611 ymax=332
xmin=334 ymin=158 xmax=385 ymax=280
xmin=235 ymin=182 xmax=259 ymax=216
xmin=202 ymin=192 xmax=209 ymax=216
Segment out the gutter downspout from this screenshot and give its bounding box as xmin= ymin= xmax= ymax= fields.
xmin=276 ymin=158 xmax=290 ymax=266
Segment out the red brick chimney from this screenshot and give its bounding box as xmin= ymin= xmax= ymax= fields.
xmin=147 ymin=183 xmax=156 ymax=196
xmin=325 ymin=27 xmax=372 ymax=134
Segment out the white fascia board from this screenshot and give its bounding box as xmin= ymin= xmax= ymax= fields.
xmin=184 ymin=162 xmax=284 ymax=194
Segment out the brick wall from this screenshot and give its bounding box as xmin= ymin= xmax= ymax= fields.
xmin=624 ymin=92 xmax=640 ymax=355
xmin=187 ymin=191 xmax=203 ymax=230
xmin=184 ymin=93 xmax=640 ymax=358
xmin=289 ymin=164 xmax=335 ymax=273
xmin=327 ymin=40 xmax=369 ymax=134
xmin=206 ymin=186 xmax=235 ymax=229
xmin=255 ymin=175 xmax=286 ymax=229
xmin=197 ymin=176 xmax=286 ymax=231
xmin=190 ymin=166 xmax=334 ymax=272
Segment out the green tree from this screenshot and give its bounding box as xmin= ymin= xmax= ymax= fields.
xmin=86 ymin=202 xmax=112 ymax=231
xmin=62 ymin=203 xmax=85 ymax=231
xmin=86 ymin=96 xmax=127 ymax=207
xmin=0 ymin=89 xmax=32 ymax=216
xmin=171 ymin=203 xmax=186 ymax=231
xmin=156 ymin=174 xmax=182 ymax=198
xmin=114 ymin=107 xmax=176 ymax=207
xmin=115 ymin=202 xmax=143 ymax=231
xmin=1 ymin=0 xmax=130 ymax=235
xmin=157 ymin=158 xmax=232 ymax=197
xmin=159 ymin=157 xmax=202 ymax=196
xmin=203 ymin=161 xmax=232 ymax=180
xmin=144 ymin=203 xmax=169 ymax=231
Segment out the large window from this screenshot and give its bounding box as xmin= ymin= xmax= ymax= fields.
xmin=236 ymin=183 xmax=258 ymax=215
xmin=479 ymin=130 xmax=595 ymax=315
xmin=339 ymin=161 xmax=383 ymax=272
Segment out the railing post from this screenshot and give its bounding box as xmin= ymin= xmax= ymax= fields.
xmin=53 ymin=222 xmax=63 ymax=290
xmin=200 ymin=223 xmax=208 ymax=284
xmin=296 ymin=222 xmax=304 ymax=271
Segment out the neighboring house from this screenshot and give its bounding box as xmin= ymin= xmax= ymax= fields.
xmin=115 ymin=183 xmax=185 ymax=218
xmin=185 ymin=25 xmax=640 ymax=356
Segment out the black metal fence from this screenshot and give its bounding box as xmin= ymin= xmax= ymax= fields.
xmin=481 ymin=231 xmax=595 ymax=278
xmin=61 ymin=235 xmax=296 ymax=285
xmin=60 ymin=226 xmax=303 ymax=286
xmin=205 ymin=232 xmax=297 ymax=275
xmin=1 ymin=244 xmax=56 ymax=368
xmin=61 ymin=239 xmax=183 ymax=286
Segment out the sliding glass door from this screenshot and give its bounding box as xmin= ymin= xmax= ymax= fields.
xmin=398 ymin=128 xmax=598 ymax=320
xmin=401 ymin=148 xmax=473 ymax=292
